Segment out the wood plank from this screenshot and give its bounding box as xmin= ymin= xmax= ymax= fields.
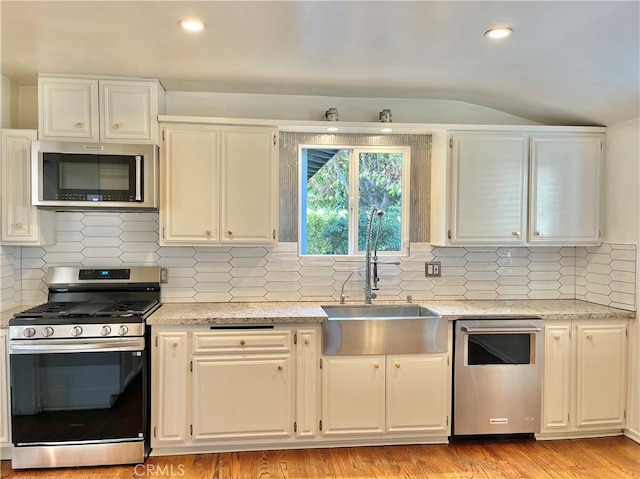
xmin=1 ymin=437 xmax=638 ymax=478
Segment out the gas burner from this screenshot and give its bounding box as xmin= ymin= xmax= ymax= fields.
xmin=13 ymin=302 xmax=85 ymax=317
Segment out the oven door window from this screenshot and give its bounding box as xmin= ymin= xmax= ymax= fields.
xmin=10 ymin=350 xmax=145 ymax=444
xmin=467 ymin=333 xmax=532 ymax=365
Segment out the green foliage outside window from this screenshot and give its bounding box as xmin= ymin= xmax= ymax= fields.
xmin=304 ymin=149 xmax=403 ymax=255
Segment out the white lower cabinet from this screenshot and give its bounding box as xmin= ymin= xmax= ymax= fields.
xmin=321 ymin=353 xmax=450 ymax=439
xmin=191 ymin=354 xmax=293 ymax=442
xmin=151 ymin=324 xmax=451 ymax=454
xmin=152 ymin=326 xmax=299 ymax=451
xmin=151 ymin=331 xmax=189 ymax=447
xmin=386 ymin=354 xmax=450 ymax=434
xmin=540 ymin=319 xmax=628 ymax=437
xmin=321 ymin=356 xmax=386 ymax=437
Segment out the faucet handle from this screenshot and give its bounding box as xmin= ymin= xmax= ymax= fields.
xmin=340 ymin=293 xmax=350 ymax=305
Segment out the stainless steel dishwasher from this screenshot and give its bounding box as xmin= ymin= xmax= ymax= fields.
xmin=452 ymin=318 xmax=543 ymax=437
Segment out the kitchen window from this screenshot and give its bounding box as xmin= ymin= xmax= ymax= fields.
xmin=299 ymin=146 xmax=410 ymax=255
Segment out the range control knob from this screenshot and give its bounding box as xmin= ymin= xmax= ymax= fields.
xmin=42 ymin=327 xmax=54 ymax=337
xmin=100 ymin=325 xmax=112 ymax=337
xmin=71 ymin=326 xmax=83 ymax=337
xmin=23 ymin=327 xmax=36 ymax=338
xmin=117 ymin=325 xmax=129 ymax=336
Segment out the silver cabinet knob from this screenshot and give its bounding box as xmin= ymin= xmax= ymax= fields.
xmin=374 ymin=364 xmax=380 ymax=369
xmin=304 ymin=339 xmax=310 ymax=345
xmin=512 ymin=232 xmax=521 ymax=237
xmin=240 ymin=339 xmax=246 ymax=346
xmin=533 ymin=231 xmax=542 ymax=237
xmin=42 ymin=326 xmax=54 ymax=337
xmin=395 ymin=363 xmax=401 ymax=369
xmin=586 ymin=334 xmax=593 ymax=341
xmin=227 ymin=230 xmax=233 ymax=235
xmin=15 ymin=223 xmax=23 ymax=229
xmin=277 ymin=365 xmax=283 ymax=371
xmin=71 ymin=326 xmax=83 ymax=337
xmin=75 ymin=122 xmax=84 ymax=129
xmin=23 ymin=327 xmax=36 ymax=338
xmin=112 ymin=123 xmax=120 ymax=129
xmin=100 ymin=325 xmax=112 ymax=336
xmin=117 ymin=325 xmax=129 ymax=336
xmin=553 ymin=335 xmax=560 ymax=341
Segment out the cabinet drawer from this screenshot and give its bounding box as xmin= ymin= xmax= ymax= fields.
xmin=192 ymin=330 xmax=292 ymax=354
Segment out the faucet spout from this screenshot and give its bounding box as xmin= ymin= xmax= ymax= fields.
xmin=364 ymin=206 xmax=384 ymax=304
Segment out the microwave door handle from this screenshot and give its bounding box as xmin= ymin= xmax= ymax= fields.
xmin=135 ymin=156 xmax=142 ymax=201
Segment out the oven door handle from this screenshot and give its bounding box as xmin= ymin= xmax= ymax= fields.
xmin=10 ymin=339 xmax=144 ymax=354
xmin=461 ymin=326 xmax=542 ymax=334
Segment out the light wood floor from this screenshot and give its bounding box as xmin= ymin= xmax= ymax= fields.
xmin=1 ymin=437 xmax=639 ymax=479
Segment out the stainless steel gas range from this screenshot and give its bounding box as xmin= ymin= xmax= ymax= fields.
xmin=8 ymin=266 xmax=161 ymax=469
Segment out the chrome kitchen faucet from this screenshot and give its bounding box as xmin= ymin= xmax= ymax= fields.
xmin=364 ymin=206 xmax=400 ymax=304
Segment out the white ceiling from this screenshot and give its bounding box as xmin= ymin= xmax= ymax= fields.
xmin=2 ymin=1 xmax=639 ymax=126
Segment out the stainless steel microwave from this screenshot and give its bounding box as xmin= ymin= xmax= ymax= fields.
xmin=32 ymin=141 xmax=158 ymax=209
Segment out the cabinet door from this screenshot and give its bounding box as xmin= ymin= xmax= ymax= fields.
xmin=191 ymin=355 xmax=293 ymax=442
xmin=529 ymin=135 xmax=603 ymax=245
xmin=160 ymin=125 xmax=219 ymax=244
xmin=450 ymin=133 xmax=528 ymax=244
xmin=38 ymin=77 xmax=99 ymax=141
xmin=386 ymin=354 xmax=449 ymax=434
xmin=100 ymin=80 xmax=158 ymax=143
xmin=220 ymin=127 xmax=277 ymax=244
xmin=296 ymin=328 xmax=320 ymax=439
xmin=321 ymin=356 xmax=386 ymax=437
xmin=1 ymin=130 xmax=55 ymax=245
xmin=152 ymin=331 xmax=189 ymax=446
xmin=541 ymin=322 xmax=571 ymax=432
xmin=574 ymin=322 xmax=628 ymax=430
xmin=0 ymin=330 xmax=9 ymax=451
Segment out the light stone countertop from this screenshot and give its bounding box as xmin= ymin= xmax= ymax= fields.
xmin=1 ymin=304 xmax=39 ymax=329
xmin=146 ymin=299 xmax=635 ymax=326
xmin=2 ymin=299 xmax=634 ymax=329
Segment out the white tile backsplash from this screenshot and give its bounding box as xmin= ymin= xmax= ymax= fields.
xmin=0 ymin=212 xmax=636 ymax=311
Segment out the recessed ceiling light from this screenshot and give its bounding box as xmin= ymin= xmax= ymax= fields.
xmin=180 ymin=19 xmax=206 ymax=32
xmin=381 ymin=128 xmax=393 ymax=133
xmin=327 ymin=127 xmax=339 ymax=132
xmin=484 ymin=27 xmax=512 ymax=39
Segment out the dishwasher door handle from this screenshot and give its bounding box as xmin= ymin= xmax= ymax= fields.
xmin=461 ymin=326 xmax=542 ymax=334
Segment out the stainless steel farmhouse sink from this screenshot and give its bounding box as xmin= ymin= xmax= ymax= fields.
xmin=322 ymin=304 xmax=440 ymax=320
xmin=321 ymin=304 xmax=447 ymax=356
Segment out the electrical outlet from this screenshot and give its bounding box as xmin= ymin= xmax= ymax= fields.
xmin=425 ymin=261 xmax=442 ymax=277
xmin=160 ymin=268 xmax=168 ymax=283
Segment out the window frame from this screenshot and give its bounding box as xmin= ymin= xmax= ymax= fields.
xmin=298 ymin=144 xmax=411 ymax=257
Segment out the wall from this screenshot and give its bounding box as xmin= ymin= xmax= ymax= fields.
xmin=0 ymin=75 xmax=19 ymax=129
xmin=0 ymin=246 xmax=21 ymax=310
xmin=165 ymin=91 xmax=541 ymax=125
xmin=604 ymin=117 xmax=640 ymax=441
xmin=6 ymin=212 xmax=635 ymax=310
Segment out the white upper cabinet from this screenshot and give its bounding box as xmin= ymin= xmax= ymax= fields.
xmin=450 ymin=133 xmax=528 ymax=245
xmin=39 ymin=78 xmax=99 ymax=141
xmin=39 ymin=75 xmax=163 ymax=144
xmin=100 ymin=80 xmax=159 ymax=143
xmin=529 ymin=135 xmax=603 ymax=244
xmin=160 ymin=123 xmax=278 ymax=246
xmin=431 ymin=129 xmax=604 ymax=246
xmin=220 ymin=127 xmax=277 ymax=244
xmin=1 ymin=129 xmax=55 ymax=245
